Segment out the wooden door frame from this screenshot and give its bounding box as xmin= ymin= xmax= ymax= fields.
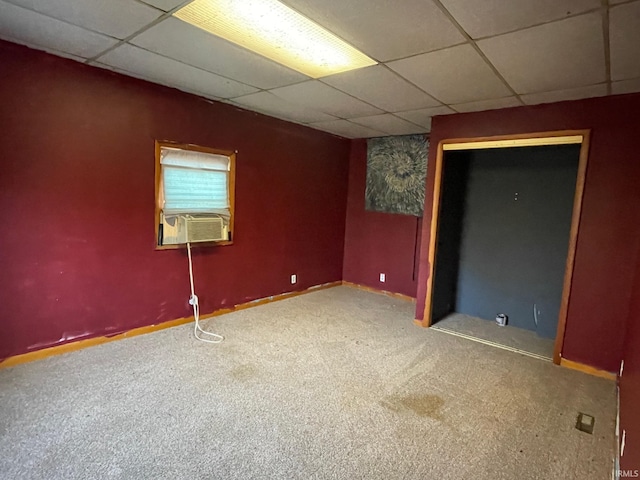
xmin=420 ymin=130 xmax=591 ymax=365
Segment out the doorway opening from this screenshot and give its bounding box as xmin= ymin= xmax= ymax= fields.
xmin=421 ymin=132 xmax=590 ymax=364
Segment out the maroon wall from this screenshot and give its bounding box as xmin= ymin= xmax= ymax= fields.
xmin=0 ymin=41 xmax=350 ymax=359
xmin=414 ymin=94 xmax=640 ymax=372
xmin=620 ymin=249 xmax=640 ymax=473
xmin=342 ymin=139 xmax=421 ymax=298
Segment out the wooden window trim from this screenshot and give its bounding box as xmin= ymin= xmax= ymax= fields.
xmin=154 ymin=140 xmax=236 ymax=250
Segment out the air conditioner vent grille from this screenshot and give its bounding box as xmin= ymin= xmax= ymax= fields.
xmin=187 ymin=217 xmax=224 ymax=243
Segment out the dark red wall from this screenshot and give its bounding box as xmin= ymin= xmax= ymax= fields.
xmin=0 ymin=41 xmax=350 ymax=359
xmin=415 ymin=94 xmax=640 ymax=372
xmin=621 ymin=249 xmax=640 ymax=473
xmin=342 ymin=139 xmax=421 ymax=298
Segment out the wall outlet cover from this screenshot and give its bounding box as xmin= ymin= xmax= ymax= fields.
xmin=575 ymin=412 xmax=595 ymax=434
xmin=380 ymin=273 xmax=385 ymax=282
xmin=291 ymin=274 xmax=297 ymax=284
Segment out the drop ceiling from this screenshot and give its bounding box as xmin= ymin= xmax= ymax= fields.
xmin=1 ymin=0 xmax=638 ymax=139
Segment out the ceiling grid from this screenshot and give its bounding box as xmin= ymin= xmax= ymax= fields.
xmin=0 ymin=0 xmax=637 ymax=138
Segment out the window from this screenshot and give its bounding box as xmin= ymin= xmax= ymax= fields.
xmin=155 ymin=141 xmax=236 ymax=248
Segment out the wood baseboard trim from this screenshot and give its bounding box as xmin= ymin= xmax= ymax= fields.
xmin=560 ymin=358 xmax=617 ymax=381
xmin=0 ymin=281 xmax=342 ymax=369
xmin=341 ymin=281 xmax=416 ymax=303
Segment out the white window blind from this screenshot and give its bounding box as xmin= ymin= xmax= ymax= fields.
xmin=160 ymin=147 xmax=230 ymax=215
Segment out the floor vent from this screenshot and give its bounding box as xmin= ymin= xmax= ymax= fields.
xmin=576 ymin=412 xmax=595 ymax=434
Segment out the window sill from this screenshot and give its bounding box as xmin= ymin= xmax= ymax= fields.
xmin=155 ymin=240 xmax=234 ymax=251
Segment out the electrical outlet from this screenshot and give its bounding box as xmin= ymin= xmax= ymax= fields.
xmin=575 ymin=412 xmax=595 ymax=434
xmin=380 ymin=273 xmax=385 ymax=283
xmin=291 ymin=274 xmax=297 ymax=284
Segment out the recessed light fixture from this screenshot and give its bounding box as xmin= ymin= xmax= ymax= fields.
xmin=173 ymin=0 xmax=377 ymax=78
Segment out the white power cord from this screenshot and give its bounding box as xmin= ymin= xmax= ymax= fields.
xmin=187 ymin=242 xmax=223 ymax=344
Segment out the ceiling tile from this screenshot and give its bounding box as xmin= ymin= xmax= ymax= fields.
xmin=439 ymin=0 xmax=600 ymax=39
xmin=130 ymin=17 xmax=307 ymax=89
xmin=93 ymin=60 xmax=177 ymax=89
xmin=321 ymin=65 xmax=441 ymax=112
xmin=139 ymin=0 xmax=186 ymax=11
xmin=269 ymin=81 xmax=383 ymax=118
xmin=0 ymin=1 xmax=117 ymax=58
xmin=309 ymin=119 xmax=385 ymax=139
xmin=1 ymin=38 xmax=86 ymax=63
xmin=407 ymin=117 xmax=431 ymax=132
xmin=6 ymin=0 xmax=162 ymax=39
xmin=280 ymin=0 xmax=465 ymax=61
xmin=387 ymin=44 xmax=511 ymax=105
xmin=521 ymin=84 xmax=607 ymax=105
xmin=610 ymin=1 xmax=640 ymax=81
xmin=452 ymin=96 xmax=522 ymax=112
xmin=350 ymin=114 xmax=427 ymax=135
xmin=96 ymin=44 xmax=258 ymax=99
xmin=96 ymin=59 xmax=226 ymax=103
xmin=93 ymin=59 xmax=222 ymax=101
xmin=230 ymin=91 xmax=336 ymax=124
xmin=611 ymin=77 xmax=640 ymax=95
xmin=395 ymin=106 xmax=456 ymax=129
xmin=478 ymin=13 xmax=605 ymax=94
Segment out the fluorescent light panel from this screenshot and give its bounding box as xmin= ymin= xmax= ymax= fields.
xmin=173 ymin=0 xmax=377 ymax=78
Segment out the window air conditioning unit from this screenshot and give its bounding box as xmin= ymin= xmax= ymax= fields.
xmin=161 ymin=214 xmax=227 ymax=245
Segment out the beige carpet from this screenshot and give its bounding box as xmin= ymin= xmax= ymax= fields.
xmin=433 ymin=312 xmax=556 ymax=360
xmin=0 ymin=286 xmax=615 ymax=479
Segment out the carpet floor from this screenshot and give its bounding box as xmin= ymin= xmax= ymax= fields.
xmin=433 ymin=312 xmax=556 ymax=360
xmin=0 ymin=286 xmax=616 ymax=479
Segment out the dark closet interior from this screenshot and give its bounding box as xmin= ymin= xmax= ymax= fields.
xmin=431 ymin=144 xmax=581 ymax=340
